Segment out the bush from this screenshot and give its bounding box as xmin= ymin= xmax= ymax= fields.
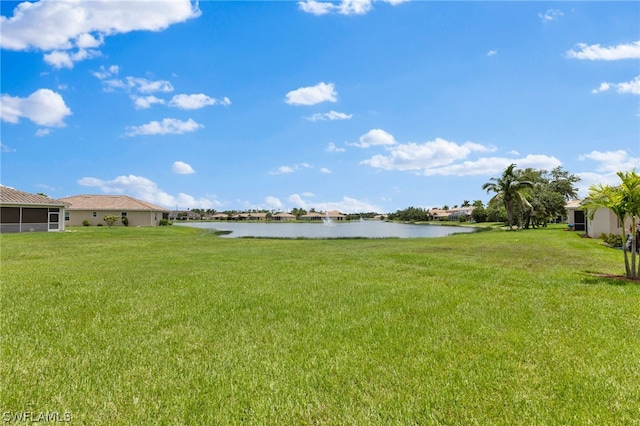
xmin=122 ymin=217 xmax=129 ymax=227
xmin=97 ymin=223 xmax=103 ymax=227
xmin=82 ymin=219 xmax=90 ymax=227
xmin=159 ymin=219 xmax=172 ymax=226
xmin=603 ymin=233 xmax=622 ymax=248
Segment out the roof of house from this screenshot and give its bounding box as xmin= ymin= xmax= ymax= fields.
xmin=0 ymin=186 xmax=68 ymax=207
xmin=59 ymin=195 xmax=169 ymax=212
xmin=565 ymin=199 xmax=583 ymax=209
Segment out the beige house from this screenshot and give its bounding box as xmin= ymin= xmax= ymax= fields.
xmin=273 ymin=212 xmax=296 ymax=221
xmin=0 ymin=186 xmax=67 ymax=233
xmin=210 ymin=213 xmax=230 ymax=220
xmin=60 ymin=195 xmax=169 ymax=227
xmin=325 ymin=210 xmax=346 ymax=221
xmin=231 ymin=212 xmax=268 ymax=220
xmin=565 ymin=199 xmax=634 ymax=238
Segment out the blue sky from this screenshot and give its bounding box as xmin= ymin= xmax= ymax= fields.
xmin=1 ymin=0 xmax=639 ymax=213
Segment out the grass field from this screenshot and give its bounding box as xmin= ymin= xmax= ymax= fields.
xmin=1 ymin=225 xmax=639 ymax=424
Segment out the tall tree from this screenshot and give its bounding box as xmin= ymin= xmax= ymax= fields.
xmin=482 ymin=164 xmax=533 ymax=229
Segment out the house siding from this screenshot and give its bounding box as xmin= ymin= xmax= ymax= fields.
xmin=66 ymin=210 xmax=164 ymax=227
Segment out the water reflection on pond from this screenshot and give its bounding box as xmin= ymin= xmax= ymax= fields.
xmin=176 ymin=220 xmax=478 ymax=239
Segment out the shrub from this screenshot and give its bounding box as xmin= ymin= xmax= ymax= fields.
xmin=159 ymin=219 xmax=172 ymax=226
xmin=82 ymin=219 xmax=90 ymax=227
xmin=604 ymin=233 xmax=622 ymax=248
xmin=103 ymin=215 xmax=118 ymax=228
xmin=97 ymin=223 xmax=103 ymax=227
xmin=122 ymin=217 xmax=129 ymax=227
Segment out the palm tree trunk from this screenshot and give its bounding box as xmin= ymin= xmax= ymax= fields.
xmin=505 ymin=201 xmax=514 ymax=230
xmin=621 ymin=229 xmax=632 ymax=278
xmin=631 ymin=219 xmax=638 ymax=279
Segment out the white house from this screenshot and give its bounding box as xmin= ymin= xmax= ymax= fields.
xmin=565 ymin=199 xmax=634 ymax=238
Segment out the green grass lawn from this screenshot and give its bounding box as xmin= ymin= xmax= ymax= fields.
xmin=1 ymin=225 xmax=639 ymax=424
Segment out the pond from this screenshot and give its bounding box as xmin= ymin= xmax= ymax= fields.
xmin=176 ymin=220 xmax=478 ymax=239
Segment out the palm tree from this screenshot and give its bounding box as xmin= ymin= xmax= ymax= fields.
xmin=584 ymin=170 xmax=640 ymax=279
xmin=482 ymin=164 xmax=533 ymax=230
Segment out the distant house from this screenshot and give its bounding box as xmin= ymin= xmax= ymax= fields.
xmin=447 ymin=206 xmax=475 ymax=221
xmin=60 ymin=195 xmax=169 ymax=227
xmin=429 ymin=207 xmax=474 ymax=221
xmin=210 ymin=213 xmax=230 ymax=221
xmin=429 ymin=209 xmax=449 ymax=220
xmin=169 ymin=210 xmax=201 ymax=221
xmin=300 ymin=212 xmax=324 ymax=221
xmin=565 ymin=199 xmax=634 ymax=238
xmin=0 ymin=186 xmax=68 ymax=233
xmin=325 ymin=210 xmax=346 ymax=221
xmin=273 ymin=212 xmax=296 ymax=221
xmin=231 ymin=212 xmax=268 ymax=221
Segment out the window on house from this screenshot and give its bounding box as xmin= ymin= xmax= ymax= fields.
xmin=121 ymin=212 xmax=127 ymax=218
xmin=92 ymin=212 xmax=97 ymax=218
xmin=65 ymin=211 xmax=70 ymax=221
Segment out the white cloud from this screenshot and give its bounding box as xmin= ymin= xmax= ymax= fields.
xmin=269 ymin=163 xmax=313 ymax=175
xmin=486 ymin=50 xmax=497 ymax=57
xmin=35 ymin=128 xmax=51 ymax=137
xmin=78 ymin=174 xmax=220 ymax=209
xmin=306 ymin=110 xmax=352 ymax=121
xmin=361 ymin=138 xmax=495 ymax=171
xmin=169 ymin=94 xmax=231 ymax=110
xmin=320 ymin=167 xmax=332 ymax=174
xmin=298 ymin=0 xmax=406 ymax=16
xmin=131 ymin=95 xmax=165 ymax=109
xmin=538 ymin=9 xmax=563 ymax=23
xmin=288 ymin=193 xmax=381 ymax=214
xmin=92 ymin=65 xmax=120 ymax=80
xmin=298 ymin=0 xmax=336 ymax=15
xmin=326 ymin=142 xmax=346 ymax=153
xmin=95 ymin=70 xmax=232 ymax=109
xmin=43 ymin=48 xmax=100 ymax=69
xmin=417 ymin=155 xmax=562 ymax=177
xmin=265 ymin=196 xmax=284 ymax=210
xmin=1 ymin=88 xmax=71 ymax=127
xmin=1 ymin=0 xmax=201 ymax=67
xmin=172 ymin=161 xmax=195 ymax=175
xmin=578 ymin=149 xmax=640 ymax=173
xmin=592 ymin=76 xmax=640 ymax=95
xmin=1 ymin=143 xmax=16 ymax=153
xmin=573 ymin=149 xmax=640 ymax=198
xmin=101 ymin=76 xmax=174 ymax=94
xmin=270 ymin=166 xmax=295 ymax=175
xmin=616 ymin=76 xmax=640 ymax=95
xmin=350 ymin=129 xmax=397 ymax=148
xmin=574 ymin=172 xmax=622 ymax=199
xmin=566 ymin=41 xmax=640 ymax=61
xmin=285 ymin=82 xmax=337 ymax=106
xmin=125 ymin=118 xmax=203 ymax=136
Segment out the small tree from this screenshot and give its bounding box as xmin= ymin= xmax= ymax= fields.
xmin=103 ymin=215 xmax=118 ymax=228
xmin=583 ymin=169 xmax=640 ymax=279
